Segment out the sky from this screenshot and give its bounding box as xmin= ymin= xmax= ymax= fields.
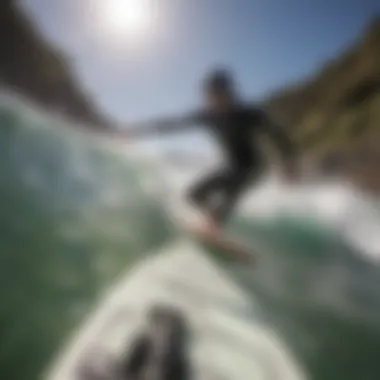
xmin=21 ymin=0 xmax=379 ymax=126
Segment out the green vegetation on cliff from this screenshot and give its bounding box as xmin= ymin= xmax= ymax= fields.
xmin=264 ymin=17 xmax=380 ymax=191
xmin=266 ymin=17 xmax=380 ymax=161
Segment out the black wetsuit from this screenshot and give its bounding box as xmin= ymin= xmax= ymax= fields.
xmin=133 ymin=104 xmax=294 ymax=225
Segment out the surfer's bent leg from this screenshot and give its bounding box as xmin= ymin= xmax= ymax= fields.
xmin=211 ymin=165 xmax=257 ymax=225
xmin=187 ymin=165 xmax=259 ymax=231
xmin=187 ymin=168 xmax=228 ymax=210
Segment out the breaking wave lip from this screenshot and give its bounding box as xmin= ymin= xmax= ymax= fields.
xmin=243 ymin=178 xmax=380 ymax=261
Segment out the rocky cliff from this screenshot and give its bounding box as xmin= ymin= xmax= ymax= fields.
xmin=0 ymin=0 xmax=110 ymax=129
xmin=265 ymin=17 xmax=380 ymax=192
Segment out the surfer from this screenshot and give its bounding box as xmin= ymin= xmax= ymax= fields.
xmin=124 ymin=68 xmax=297 ymax=237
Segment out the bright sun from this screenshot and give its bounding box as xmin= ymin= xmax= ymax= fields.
xmin=102 ymin=0 xmax=152 ymax=35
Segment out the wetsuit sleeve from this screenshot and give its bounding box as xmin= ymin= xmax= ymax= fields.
xmin=258 ymin=110 xmax=296 ymax=162
xmin=126 ymin=110 xmax=207 ymax=137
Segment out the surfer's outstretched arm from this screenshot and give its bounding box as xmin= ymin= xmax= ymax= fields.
xmin=258 ymin=112 xmax=298 ymax=173
xmin=260 ymin=112 xmax=295 ymax=162
xmin=122 ymin=110 xmax=206 ymax=138
xmin=257 ymin=111 xmax=300 ymax=181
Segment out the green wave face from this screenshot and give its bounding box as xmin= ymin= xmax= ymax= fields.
xmin=0 ymin=97 xmax=175 ymax=380
xmin=1 ymin=95 xmax=380 ymax=380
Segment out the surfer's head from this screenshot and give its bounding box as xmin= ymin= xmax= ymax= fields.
xmin=203 ymin=68 xmax=236 ymax=113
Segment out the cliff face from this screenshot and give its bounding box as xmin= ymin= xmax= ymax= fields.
xmin=265 ymin=17 xmax=380 ymax=192
xmin=0 ymin=1 xmax=110 ymax=129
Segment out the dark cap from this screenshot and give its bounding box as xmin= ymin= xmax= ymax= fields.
xmin=204 ymin=68 xmax=234 ymax=93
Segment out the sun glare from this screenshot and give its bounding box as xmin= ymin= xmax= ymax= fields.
xmin=102 ymin=0 xmax=152 ymax=35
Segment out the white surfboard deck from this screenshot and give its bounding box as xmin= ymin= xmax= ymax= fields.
xmin=47 ymin=239 xmax=305 ymax=380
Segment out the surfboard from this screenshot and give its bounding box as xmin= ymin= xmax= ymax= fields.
xmin=47 ymin=241 xmax=304 ymax=380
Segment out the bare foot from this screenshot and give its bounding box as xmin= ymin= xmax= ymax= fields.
xmin=201 ymin=215 xmax=221 ymax=239
xmin=189 ymin=215 xmax=220 ymax=238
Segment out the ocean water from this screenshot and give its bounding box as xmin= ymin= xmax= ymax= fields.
xmin=0 ymin=93 xmax=379 ymax=380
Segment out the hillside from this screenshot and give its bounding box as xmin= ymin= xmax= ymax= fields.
xmin=265 ymin=16 xmax=380 ymax=192
xmin=0 ymin=0 xmax=110 ymax=129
